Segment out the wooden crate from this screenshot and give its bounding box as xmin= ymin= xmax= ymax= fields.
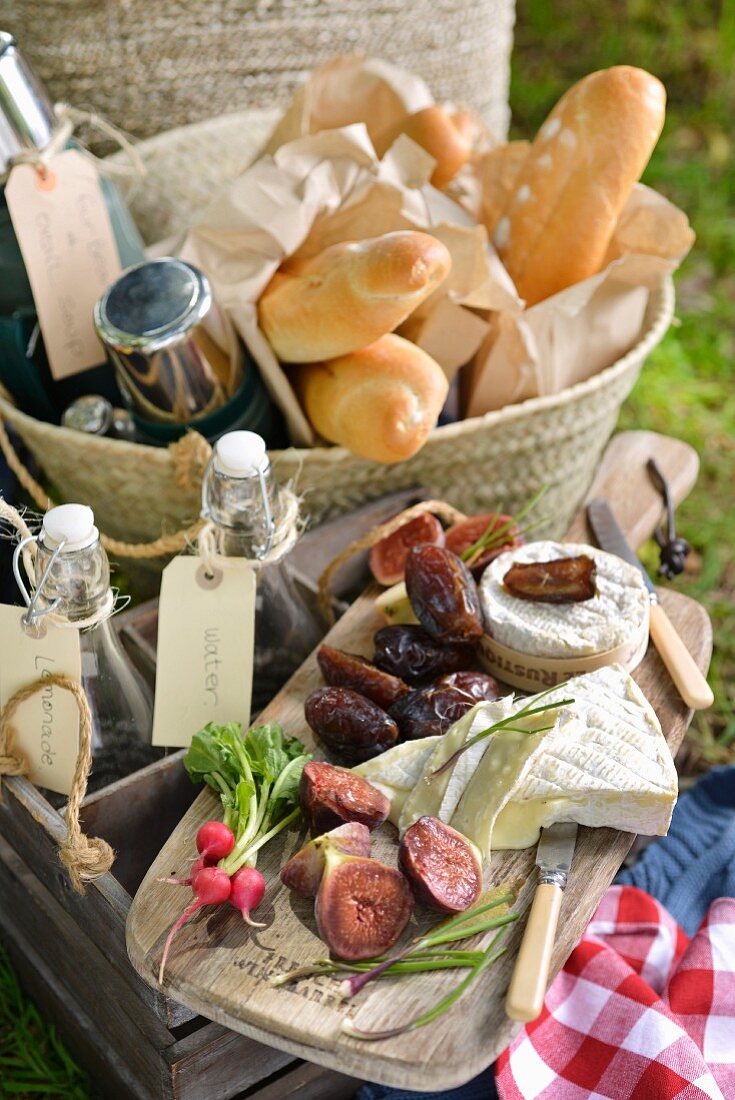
xmin=0 ymin=435 xmax=702 ymax=1097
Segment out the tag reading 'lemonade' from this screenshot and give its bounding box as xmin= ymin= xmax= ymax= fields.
xmin=0 ymin=606 xmax=82 ymax=795
xmin=5 ymin=149 xmax=122 ymax=381
xmin=152 ymin=557 xmax=256 ymax=748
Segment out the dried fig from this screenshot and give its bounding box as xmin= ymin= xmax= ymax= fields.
xmin=405 ymin=544 xmax=484 ymax=642
xmin=399 ymin=816 xmax=482 ymax=913
xmin=435 ymin=670 xmax=501 ymax=701
xmin=389 ymin=686 xmax=475 ymax=740
xmin=445 ymin=513 xmax=523 ymax=578
xmin=369 ymin=513 xmax=445 ymax=585
xmin=503 ymin=555 xmax=597 ymax=603
xmin=315 ymin=851 xmax=414 ymax=960
xmin=280 ymin=823 xmax=371 ymax=898
xmin=317 ymin=645 xmax=410 ymax=710
xmin=300 ymin=761 xmax=390 ymax=835
xmin=305 ymin=687 xmax=399 ymax=764
xmin=373 ymin=624 xmax=475 ymax=685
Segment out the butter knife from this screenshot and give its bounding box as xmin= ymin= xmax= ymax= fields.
xmin=505 ymin=822 xmax=577 ymax=1022
xmin=588 ymin=498 xmax=713 ymax=710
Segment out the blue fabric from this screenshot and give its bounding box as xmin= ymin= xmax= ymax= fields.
xmin=617 ymin=764 xmax=735 ymax=935
xmin=356 ymin=765 xmax=735 ymax=1099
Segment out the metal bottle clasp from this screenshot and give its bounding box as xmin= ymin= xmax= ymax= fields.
xmin=12 ymin=534 xmax=66 ymax=629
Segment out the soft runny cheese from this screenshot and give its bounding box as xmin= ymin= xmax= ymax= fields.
xmin=479 ymin=540 xmax=649 ymax=658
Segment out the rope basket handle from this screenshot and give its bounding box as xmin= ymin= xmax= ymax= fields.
xmin=317 ymin=499 xmax=467 ymax=625
xmin=0 ymin=672 xmax=114 ymax=893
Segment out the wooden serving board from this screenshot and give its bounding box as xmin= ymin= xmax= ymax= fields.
xmin=127 ymin=432 xmax=711 ymax=1092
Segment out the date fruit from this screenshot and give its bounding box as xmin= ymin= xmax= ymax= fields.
xmin=389 ymin=686 xmax=475 ymax=740
xmin=445 ymin=513 xmax=523 ymax=578
xmin=316 ymin=855 xmax=414 ymax=960
xmin=503 ymin=555 xmax=597 ymax=603
xmin=405 ymin=544 xmax=484 ymax=642
xmin=280 ymin=822 xmax=371 ymax=898
xmin=436 ymin=670 xmax=501 ymax=702
xmin=373 ymin=624 xmax=475 ymax=685
xmin=305 ymin=687 xmax=399 ymax=764
xmin=300 ymin=761 xmax=390 ymax=834
xmin=399 ymin=816 xmax=482 ymax=913
xmin=368 ymin=513 xmax=445 ymax=585
xmin=317 ymin=645 xmax=410 ymax=710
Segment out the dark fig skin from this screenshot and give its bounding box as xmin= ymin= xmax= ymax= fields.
xmin=300 ymin=761 xmax=390 ymax=835
xmin=315 ymin=856 xmax=414 ymax=960
xmin=435 ymin=670 xmax=501 ymax=702
xmin=389 ymin=686 xmax=476 ymax=740
xmin=445 ymin=513 xmax=523 ymax=579
xmin=369 ymin=513 xmax=445 ymax=585
xmin=405 ymin=544 xmax=484 ymax=642
xmin=305 ymin=686 xmax=399 ymax=764
xmin=399 ymin=816 xmax=482 ymax=913
xmin=280 ymin=823 xmax=372 ymax=898
xmin=373 ymin=624 xmax=476 ymax=685
xmin=317 ymin=645 xmax=410 ymax=710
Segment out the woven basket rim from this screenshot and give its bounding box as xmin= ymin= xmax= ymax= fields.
xmin=0 ymin=275 xmax=674 ymax=463
xmin=106 ymin=105 xmax=283 ymax=167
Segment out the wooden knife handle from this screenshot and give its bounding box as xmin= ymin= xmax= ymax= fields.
xmin=505 ymin=883 xmax=562 ymax=1023
xmin=649 ymin=601 xmax=714 ymax=710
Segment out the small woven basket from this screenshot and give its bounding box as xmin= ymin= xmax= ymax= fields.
xmin=0 ymin=105 xmax=675 ymax=565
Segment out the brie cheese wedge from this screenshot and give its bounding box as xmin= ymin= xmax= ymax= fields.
xmin=353 ymin=736 xmax=439 ymax=826
xmin=479 ymin=540 xmax=649 ymax=658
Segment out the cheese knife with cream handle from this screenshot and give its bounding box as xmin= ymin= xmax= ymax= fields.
xmin=505 ymin=822 xmax=577 ymax=1022
xmin=588 ymin=499 xmax=713 ymax=710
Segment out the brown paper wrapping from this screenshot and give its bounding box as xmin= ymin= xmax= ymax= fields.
xmin=180 ymin=125 xmax=510 ymax=443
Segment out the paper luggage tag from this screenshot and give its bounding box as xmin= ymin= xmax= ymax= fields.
xmin=0 ymin=605 xmax=82 ymax=795
xmin=152 ymin=557 xmax=256 ymax=748
xmin=5 ymin=148 xmax=122 ymax=381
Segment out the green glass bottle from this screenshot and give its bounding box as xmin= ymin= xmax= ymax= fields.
xmin=0 ymin=32 xmax=145 ymax=422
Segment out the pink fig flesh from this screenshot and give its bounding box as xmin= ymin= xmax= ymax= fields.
xmin=280 ymin=822 xmax=372 ymax=898
xmin=315 ymin=856 xmax=413 ymax=961
xmin=399 ymin=816 xmax=482 ymax=913
xmin=300 ymin=761 xmax=390 ymax=835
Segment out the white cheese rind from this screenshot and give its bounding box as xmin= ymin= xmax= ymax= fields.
xmin=479 ymin=540 xmax=649 ymax=657
xmin=353 ymin=737 xmax=440 ymax=826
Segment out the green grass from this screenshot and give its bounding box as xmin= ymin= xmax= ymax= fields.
xmin=1 ymin=2 xmax=733 ymax=1093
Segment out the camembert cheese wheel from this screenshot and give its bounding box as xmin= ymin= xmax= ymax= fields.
xmin=479 ymin=540 xmax=649 ymax=658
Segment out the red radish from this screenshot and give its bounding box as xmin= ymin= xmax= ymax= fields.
xmin=157 ymin=855 xmax=211 ymax=888
xmin=196 ymin=820 xmax=235 ymax=862
xmin=158 ymin=866 xmax=232 ymax=984
xmin=229 ymin=866 xmax=267 ymax=927
xmin=369 ymin=514 xmax=445 ymax=586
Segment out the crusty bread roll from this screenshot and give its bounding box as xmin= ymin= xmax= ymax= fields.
xmin=258 ymin=231 xmax=451 ymax=363
xmin=494 ymin=67 xmax=666 ymax=306
xmin=291 ymin=334 xmax=448 ymax=464
xmin=373 ymin=106 xmax=478 ymax=189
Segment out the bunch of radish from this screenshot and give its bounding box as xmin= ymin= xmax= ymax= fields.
xmin=158 ymin=820 xmax=267 ymax=983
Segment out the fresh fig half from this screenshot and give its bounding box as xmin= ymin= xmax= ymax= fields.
xmin=300 ymin=761 xmax=390 ymax=835
xmin=445 ymin=513 xmax=523 ymax=578
xmin=315 ymin=852 xmax=414 ymax=960
xmin=280 ymin=823 xmax=371 ymax=898
xmin=399 ymin=816 xmax=482 ymax=913
xmin=369 ymin=513 xmax=445 ymax=586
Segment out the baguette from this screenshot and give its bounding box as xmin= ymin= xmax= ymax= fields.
xmin=258 ymin=231 xmax=451 ymax=363
xmin=373 ymin=106 xmax=479 ymax=189
xmin=291 ymin=334 xmax=448 ymax=464
xmin=494 ymin=66 xmax=666 ymax=305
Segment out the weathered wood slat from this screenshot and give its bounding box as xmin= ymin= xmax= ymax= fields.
xmin=243 ymin=1060 xmax=360 ymax=1100
xmin=165 ymin=1021 xmax=295 ymax=1100
xmin=126 ymin=432 xmax=711 ymax=1090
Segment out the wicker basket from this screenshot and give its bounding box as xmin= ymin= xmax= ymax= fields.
xmin=6 ymin=1 xmax=513 ymax=146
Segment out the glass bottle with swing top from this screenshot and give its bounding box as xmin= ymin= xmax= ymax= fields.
xmin=29 ymin=503 xmax=156 ymax=786
xmin=200 ymin=430 xmax=322 ymax=714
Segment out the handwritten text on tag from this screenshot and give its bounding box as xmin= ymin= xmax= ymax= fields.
xmin=152 ymin=557 xmax=256 ymax=748
xmin=0 ymin=606 xmax=82 ymax=795
xmin=5 ymin=149 xmax=122 ymax=381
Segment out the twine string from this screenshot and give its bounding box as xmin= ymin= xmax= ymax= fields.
xmin=317 ymin=499 xmax=467 ymax=624
xmin=0 ymin=673 xmax=114 ymax=893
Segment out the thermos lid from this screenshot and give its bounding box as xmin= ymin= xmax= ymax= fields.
xmin=94 ymin=257 xmax=212 ymax=354
xmin=42 ymin=504 xmax=99 ymax=552
xmin=0 ymin=33 xmax=56 ymax=176
xmin=214 ymin=431 xmax=268 ymax=477
xmin=62 ymin=395 xmax=114 ymax=436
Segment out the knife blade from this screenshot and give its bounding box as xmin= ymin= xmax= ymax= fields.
xmin=587 ymin=498 xmax=713 ymax=710
xmin=505 ymin=823 xmax=577 ymax=1022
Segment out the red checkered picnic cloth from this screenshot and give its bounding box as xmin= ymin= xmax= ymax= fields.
xmin=496 ymin=886 xmax=735 ymax=1100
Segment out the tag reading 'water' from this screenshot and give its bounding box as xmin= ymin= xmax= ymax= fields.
xmin=152 ymin=557 xmax=256 ymax=748
xmin=0 ymin=605 xmax=82 ymax=795
xmin=5 ymin=149 xmax=122 ymax=381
